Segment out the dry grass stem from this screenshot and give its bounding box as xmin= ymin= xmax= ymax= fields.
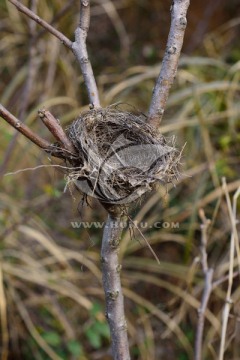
xmin=194 ymin=209 xmax=213 ymax=360
xmin=219 ymin=179 xmax=240 ymax=359
xmin=0 ymin=266 xmax=9 ymax=360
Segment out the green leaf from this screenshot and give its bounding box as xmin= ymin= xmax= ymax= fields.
xmin=219 ymin=135 xmax=231 ymax=149
xmin=90 ymin=302 xmax=102 ymax=317
xmin=93 ymin=321 xmax=110 ymax=338
xmin=85 ymin=327 xmax=101 ymax=349
xmin=42 ymin=332 xmax=61 ymax=347
xmin=178 ymin=353 xmax=188 ymax=360
xmin=67 ymin=340 xmax=83 ymax=356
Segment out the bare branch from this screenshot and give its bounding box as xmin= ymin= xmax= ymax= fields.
xmin=8 ymin=0 xmax=72 ymax=49
xmin=38 ymin=109 xmax=76 ymax=155
xmin=101 ymin=214 xmax=131 ymax=360
xmin=0 ymin=104 xmax=51 ymax=150
xmin=148 ymin=0 xmax=190 ymax=128
xmin=0 ymin=105 xmax=74 ymax=160
xmin=72 ymin=0 xmax=101 ymax=108
xmin=194 ymin=209 xmax=213 ymax=360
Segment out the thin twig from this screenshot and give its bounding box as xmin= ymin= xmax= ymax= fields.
xmin=0 ymin=105 xmax=73 ymax=159
xmin=212 ymin=271 xmax=238 ymax=289
xmin=8 ymin=0 xmax=72 ymax=49
xmin=148 ymin=0 xmax=190 ymax=127
xmin=72 ymin=0 xmax=101 ymax=107
xmin=4 ymin=164 xmax=82 ymax=177
xmin=38 ymin=109 xmax=76 ymax=154
xmin=101 ymin=214 xmax=131 ymax=360
xmin=128 ymin=216 xmax=160 ymax=265
xmin=194 ymin=209 xmax=213 ymax=360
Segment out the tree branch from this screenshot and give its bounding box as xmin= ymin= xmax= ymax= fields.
xmin=0 ymin=105 xmax=74 ymax=160
xmin=148 ymin=0 xmax=190 ymax=128
xmin=38 ymin=109 xmax=76 ymax=155
xmin=72 ymin=0 xmax=101 ymax=108
xmin=101 ymin=214 xmax=131 ymax=360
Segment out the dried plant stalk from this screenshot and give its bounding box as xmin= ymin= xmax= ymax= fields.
xmin=194 ymin=209 xmax=213 ymax=360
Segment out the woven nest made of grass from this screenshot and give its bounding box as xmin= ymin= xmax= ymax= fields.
xmin=65 ymin=105 xmax=181 ymax=204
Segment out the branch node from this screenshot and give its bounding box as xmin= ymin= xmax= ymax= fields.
xmin=119 ymin=320 xmax=128 ymax=331
xmin=157 ymin=108 xmax=165 ymax=116
xmin=167 ymin=46 xmax=177 ymax=55
xmin=101 ymin=256 xmax=107 ymax=264
xmin=82 ymin=0 xmax=89 ymax=6
xmin=107 ymin=291 xmax=119 ymax=301
xmin=80 ymin=56 xmax=89 ymax=64
xmin=226 ymin=298 xmax=233 ymax=305
xmin=180 ymin=16 xmax=187 ymax=27
xmin=116 ymin=265 xmax=122 ymax=273
xmin=110 ymin=237 xmax=120 ymax=248
xmin=38 ymin=109 xmax=45 ymax=119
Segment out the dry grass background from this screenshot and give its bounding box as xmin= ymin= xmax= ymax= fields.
xmin=0 ymin=1 xmax=240 ymax=359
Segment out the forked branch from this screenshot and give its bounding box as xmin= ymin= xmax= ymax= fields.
xmin=0 ymin=104 xmax=74 ymax=159
xmin=148 ymin=0 xmax=190 ymax=128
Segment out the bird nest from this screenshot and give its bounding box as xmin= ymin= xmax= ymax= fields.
xmin=65 ymin=106 xmax=181 ymax=204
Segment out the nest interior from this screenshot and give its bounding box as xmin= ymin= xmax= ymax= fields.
xmin=65 ymin=106 xmax=180 ymax=204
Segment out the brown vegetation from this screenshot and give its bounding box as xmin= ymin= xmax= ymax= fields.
xmin=0 ymin=1 xmax=240 ymax=359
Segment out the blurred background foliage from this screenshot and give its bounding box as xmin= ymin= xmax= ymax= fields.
xmin=0 ymin=0 xmax=240 ymax=359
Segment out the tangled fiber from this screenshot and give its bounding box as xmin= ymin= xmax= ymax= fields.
xmin=66 ymin=106 xmax=181 ymax=204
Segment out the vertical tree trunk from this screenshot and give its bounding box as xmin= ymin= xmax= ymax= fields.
xmin=101 ymin=215 xmax=131 ymax=360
